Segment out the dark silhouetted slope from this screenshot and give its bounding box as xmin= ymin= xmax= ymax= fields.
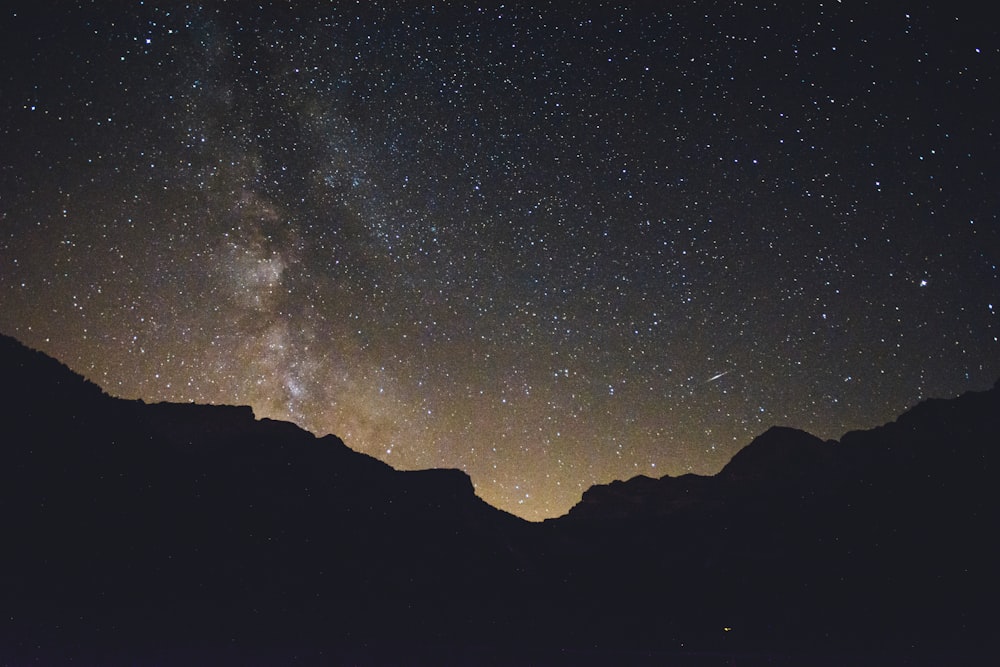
xmin=0 ymin=333 xmax=996 ymax=665
xmin=0 ymin=334 xmax=538 ymax=664
xmin=546 ymin=381 xmax=998 ymax=659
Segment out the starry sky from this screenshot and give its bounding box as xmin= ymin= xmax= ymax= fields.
xmin=1 ymin=1 xmax=997 ymax=520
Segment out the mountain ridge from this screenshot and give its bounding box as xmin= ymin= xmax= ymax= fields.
xmin=0 ymin=332 xmax=995 ymax=664
xmin=562 ymin=384 xmax=997 ymax=523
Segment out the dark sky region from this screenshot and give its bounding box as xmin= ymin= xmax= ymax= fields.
xmin=1 ymin=1 xmax=997 ymax=520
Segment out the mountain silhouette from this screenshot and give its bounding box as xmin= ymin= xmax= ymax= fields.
xmin=0 ymin=333 xmax=995 ymax=665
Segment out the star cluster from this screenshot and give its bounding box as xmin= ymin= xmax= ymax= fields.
xmin=1 ymin=2 xmax=997 ymax=519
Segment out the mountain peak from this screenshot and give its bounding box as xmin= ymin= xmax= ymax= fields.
xmin=719 ymin=425 xmax=833 ymax=481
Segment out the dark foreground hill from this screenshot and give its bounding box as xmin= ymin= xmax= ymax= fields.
xmin=0 ymin=333 xmax=996 ymax=665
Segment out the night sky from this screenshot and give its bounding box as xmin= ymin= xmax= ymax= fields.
xmin=1 ymin=2 xmax=997 ymax=520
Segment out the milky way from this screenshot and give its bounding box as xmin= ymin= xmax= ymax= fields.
xmin=2 ymin=2 xmax=997 ymax=519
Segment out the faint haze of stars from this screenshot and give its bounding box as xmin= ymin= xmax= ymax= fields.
xmin=1 ymin=2 xmax=997 ymax=519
